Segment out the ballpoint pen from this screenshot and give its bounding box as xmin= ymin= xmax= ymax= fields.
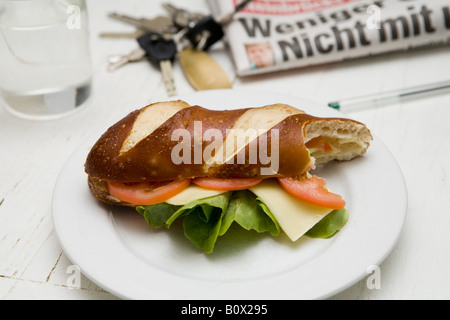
xmin=328 ymin=80 xmax=450 ymax=112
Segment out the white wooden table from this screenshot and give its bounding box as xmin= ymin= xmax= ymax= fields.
xmin=1 ymin=0 xmax=450 ymax=300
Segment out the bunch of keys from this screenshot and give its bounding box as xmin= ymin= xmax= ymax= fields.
xmin=104 ymin=1 xmax=253 ymax=97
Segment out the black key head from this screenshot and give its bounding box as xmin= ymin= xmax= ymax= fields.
xmin=137 ymin=32 xmax=177 ymax=66
xmin=184 ymin=16 xmax=224 ymax=51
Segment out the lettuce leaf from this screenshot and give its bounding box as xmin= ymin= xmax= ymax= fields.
xmin=136 ymin=191 xmax=349 ymax=254
xmin=136 ymin=190 xmax=279 ymax=254
xmin=136 ymin=202 xmax=181 ymax=228
xmin=138 ymin=192 xmax=231 ymax=254
xmin=175 ymin=192 xmax=232 ymax=253
xmin=221 ymin=190 xmax=280 ymax=236
xmin=305 ymin=208 xmax=349 ymax=238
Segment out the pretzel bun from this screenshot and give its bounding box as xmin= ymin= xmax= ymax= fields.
xmin=85 ymin=101 xmax=372 ymax=204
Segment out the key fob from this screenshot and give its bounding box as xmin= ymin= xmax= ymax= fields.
xmin=137 ymin=32 xmax=177 ymax=65
xmin=184 ymin=16 xmax=224 ymax=51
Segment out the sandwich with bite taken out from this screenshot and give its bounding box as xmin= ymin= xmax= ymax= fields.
xmin=85 ymin=100 xmax=372 ymax=253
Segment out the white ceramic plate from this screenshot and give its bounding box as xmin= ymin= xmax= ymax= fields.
xmin=52 ymin=89 xmax=407 ymax=300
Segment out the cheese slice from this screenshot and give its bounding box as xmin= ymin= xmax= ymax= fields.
xmin=166 ymin=184 xmax=226 ymax=206
xmin=250 ymin=179 xmax=333 ymax=241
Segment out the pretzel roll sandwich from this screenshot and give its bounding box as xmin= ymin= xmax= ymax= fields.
xmin=85 ymin=100 xmax=372 ymax=253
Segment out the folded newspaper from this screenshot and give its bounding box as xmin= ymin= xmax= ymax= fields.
xmin=208 ymin=0 xmax=450 ymax=76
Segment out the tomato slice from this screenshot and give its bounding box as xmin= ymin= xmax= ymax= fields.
xmin=277 ymin=175 xmax=346 ymax=209
xmin=192 ymin=177 xmax=263 ymax=191
xmin=306 ymin=136 xmax=332 ymax=153
xmin=107 ymin=179 xmax=191 ymax=205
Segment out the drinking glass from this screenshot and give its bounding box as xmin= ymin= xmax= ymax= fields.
xmin=0 ymin=0 xmax=93 ymax=120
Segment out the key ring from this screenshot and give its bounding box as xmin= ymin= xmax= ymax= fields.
xmin=196 ymin=30 xmax=210 ymax=51
xmin=171 ymin=26 xmax=209 ymax=52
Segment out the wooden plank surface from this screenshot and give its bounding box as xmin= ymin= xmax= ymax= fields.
xmin=1 ymin=0 xmax=450 ymax=300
